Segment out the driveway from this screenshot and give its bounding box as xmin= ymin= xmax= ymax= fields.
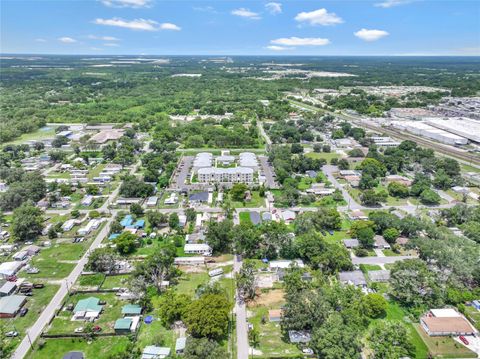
xmin=234 ymin=255 xmax=249 ymax=359
xmin=454 ymin=335 xmax=480 ymax=356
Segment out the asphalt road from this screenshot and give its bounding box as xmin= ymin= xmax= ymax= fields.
xmin=234 ymin=255 xmax=249 ymax=359
xmin=11 ymin=217 xmax=114 ymax=359
xmin=352 ymin=255 xmax=415 ymax=265
xmin=258 ymin=155 xmax=279 ymax=189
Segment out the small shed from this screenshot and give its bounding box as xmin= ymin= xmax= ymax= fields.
xmin=343 ymin=239 xmax=359 ymax=249
xmin=142 ymin=346 xmax=171 ymax=359
xmin=0 ymin=281 xmax=17 ymax=297
xmin=0 ymin=295 xmax=26 ymax=318
xmin=122 ymin=304 xmax=142 ymax=316
xmin=114 ymin=318 xmax=133 ymax=334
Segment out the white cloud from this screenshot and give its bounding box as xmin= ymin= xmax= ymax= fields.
xmin=193 ymin=6 xmax=217 ymax=13
xmin=88 ymin=35 xmax=120 ymax=41
xmin=231 ymin=8 xmax=261 ymax=20
xmin=35 ymin=38 xmax=47 ymax=42
xmin=94 ymin=18 xmax=181 ymax=31
xmin=271 ymin=37 xmax=330 ymax=46
xmin=294 ymin=8 xmax=343 ymax=26
xmin=101 ymin=0 xmax=152 ymax=8
xmin=265 ymin=2 xmax=282 ymax=15
xmin=266 ymin=45 xmax=293 ymax=51
xmin=159 ymin=23 xmax=181 ymax=31
xmin=375 ymin=0 xmax=414 ymax=8
xmin=354 ymin=28 xmax=389 ymax=41
xmin=104 ymin=43 xmax=120 ymax=47
xmin=58 ymin=37 xmax=77 ymax=43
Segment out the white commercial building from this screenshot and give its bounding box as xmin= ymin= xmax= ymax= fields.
xmin=425 ymin=117 xmax=480 ymax=143
xmin=197 ymin=167 xmax=254 ymax=183
xmin=391 ymin=121 xmax=468 ymax=146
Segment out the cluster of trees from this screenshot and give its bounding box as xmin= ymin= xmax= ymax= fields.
xmin=102 ymin=135 xmax=141 ymax=167
xmin=119 ymin=175 xmax=155 ymax=198
xmin=281 ymin=268 xmax=413 ymax=359
xmin=143 ymin=139 xmax=178 ymax=187
xmin=440 ymin=204 xmax=480 ymax=243
xmin=0 ymin=167 xmax=46 ymax=211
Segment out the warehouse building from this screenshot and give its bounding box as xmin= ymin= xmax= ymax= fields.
xmin=425 ymin=117 xmax=480 ymax=143
xmin=391 ymin=121 xmax=468 ymax=146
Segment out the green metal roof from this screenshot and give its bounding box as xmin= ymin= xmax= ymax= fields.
xmin=122 ymin=304 xmax=142 ymax=315
xmin=73 ymin=297 xmax=102 ymax=313
xmin=114 ymin=318 xmax=132 ymax=330
xmin=0 ymin=295 xmax=26 ymax=314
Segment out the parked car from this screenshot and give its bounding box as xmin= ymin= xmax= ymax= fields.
xmin=328 ymin=230 xmax=334 ymax=235
xmin=26 ymin=267 xmax=39 ymax=274
xmin=19 ymin=308 xmax=28 ymax=317
xmin=74 ymin=327 xmax=84 ymax=333
xmin=7 ymin=275 xmax=17 ymax=282
xmin=5 ymin=331 xmax=18 ymax=337
xmin=93 ymin=326 xmax=102 ymax=333
xmin=302 ymin=348 xmax=314 ymax=355
xmin=459 ymin=336 xmax=469 ymax=345
xmin=98 ymin=300 xmax=106 ymax=305
xmin=23 ymin=292 xmax=33 ymax=296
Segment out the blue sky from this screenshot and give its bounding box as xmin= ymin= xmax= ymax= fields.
xmin=1 ymin=0 xmax=479 ymax=55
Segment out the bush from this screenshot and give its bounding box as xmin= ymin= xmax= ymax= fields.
xmin=354 ymin=248 xmax=369 ymax=257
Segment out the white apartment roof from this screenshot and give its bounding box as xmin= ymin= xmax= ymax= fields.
xmin=198 ymin=167 xmax=253 ymax=175
xmin=430 ymin=308 xmax=461 ymax=318
xmin=239 ymin=152 xmax=258 ymax=167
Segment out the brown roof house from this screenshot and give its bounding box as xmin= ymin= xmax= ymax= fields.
xmin=421 ymin=308 xmax=477 ymax=336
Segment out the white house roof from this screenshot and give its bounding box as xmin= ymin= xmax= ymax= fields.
xmin=430 ymin=308 xmax=461 ymax=318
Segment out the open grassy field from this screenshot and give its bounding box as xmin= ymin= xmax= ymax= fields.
xmin=3 ymin=126 xmax=58 ymax=146
xmin=28 ymin=336 xmax=131 ymax=359
xmin=305 ymin=151 xmax=341 ymax=162
xmin=231 ymin=191 xmax=265 ymax=208
xmin=239 ymin=211 xmax=252 ymax=225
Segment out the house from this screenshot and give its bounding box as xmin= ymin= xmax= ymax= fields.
xmin=269 ymin=260 xmax=304 ymax=271
xmin=269 ymin=309 xmax=282 ymax=322
xmin=249 ymin=211 xmax=262 ymax=225
xmin=373 ymin=235 xmax=391 ymax=249
xmin=396 ymin=237 xmax=409 ymax=246
xmin=368 ymin=270 xmax=391 ymax=282
xmin=305 ymin=170 xmax=317 ymax=178
xmin=23 ymin=245 xmax=40 ymax=256
xmin=164 ymin=193 xmax=178 ymax=205
xmin=280 ymin=210 xmax=296 ymax=223
xmin=120 ymin=215 xmax=134 ymax=227
xmin=184 ymin=243 xmax=212 ymax=256
xmin=421 ymin=308 xmax=477 ymax=336
xmin=62 ymin=219 xmax=77 ymax=232
xmin=0 ymin=261 xmax=24 ymax=278
xmin=343 ymin=239 xmax=359 ymax=249
xmin=62 ymin=352 xmax=84 ymax=359
xmin=339 ymin=170 xmax=361 ymax=177
xmin=141 ymin=346 xmax=171 ymax=359
xmin=122 ymin=304 xmax=142 ymax=316
xmin=72 ymin=297 xmax=103 ymax=320
xmin=133 ymin=219 xmax=145 ymax=229
xmin=385 ymin=175 xmax=413 ymax=187
xmin=81 ymin=195 xmax=93 ymax=207
xmin=178 ymin=214 xmax=187 ymax=228
xmin=114 ymin=318 xmax=133 ymax=334
xmin=12 ymin=250 xmax=28 ymax=261
xmin=175 ymin=337 xmax=187 ymax=355
xmin=344 ymin=175 xmax=360 ymax=187
xmin=185 ymin=231 xmax=205 ymax=244
xmin=174 ymin=257 xmax=205 ymax=266
xmin=350 ymin=209 xmax=368 ymax=220
xmin=339 ymin=270 xmax=367 ymax=287
xmin=288 ymin=330 xmax=311 ymax=344
xmin=0 ymin=295 xmax=26 ymax=318
xmin=189 ymin=191 xmax=209 ymax=203
xmin=0 ymin=281 xmax=17 ymax=297
xmin=146 ymin=196 xmax=158 ymax=207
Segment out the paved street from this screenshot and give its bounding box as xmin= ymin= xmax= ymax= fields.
xmin=258 ymin=155 xmax=279 ymax=189
xmin=323 ymin=164 xmax=363 ymax=210
xmin=234 ymin=255 xmax=249 ymax=359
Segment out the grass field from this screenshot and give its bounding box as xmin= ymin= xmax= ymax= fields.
xmin=28 ymin=336 xmax=131 ymax=359
xmin=231 ymin=191 xmax=265 ymax=208
xmin=239 ymin=212 xmax=252 ymax=224
xmin=176 ymin=272 xmax=210 ymax=296
xmin=3 ymin=126 xmax=58 ymax=146
xmin=305 ymin=151 xmax=341 ymax=162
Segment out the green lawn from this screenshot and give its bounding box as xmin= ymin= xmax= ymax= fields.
xmin=27 ymin=336 xmax=131 ymax=359
xmin=2 ymin=126 xmax=58 ymax=146
xmin=87 ymin=163 xmax=106 ymax=180
xmin=136 ymin=315 xmax=175 ymax=350
xmin=360 ymin=264 xmax=382 ymax=272
xmin=78 ymin=274 xmax=105 ymax=288
xmin=249 ymin=306 xmax=302 ymax=358
xmin=239 ymin=212 xmax=252 ymax=225
xmin=176 ymin=272 xmax=210 ymax=296
xmin=305 ymin=151 xmax=341 ymax=161
xmin=100 ymin=274 xmax=130 ymax=290
xmin=231 ymin=191 xmax=265 ymax=208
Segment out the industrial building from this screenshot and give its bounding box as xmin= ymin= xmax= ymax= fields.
xmin=425 ymin=117 xmax=480 ymax=143
xmin=391 ymin=121 xmax=468 ymax=146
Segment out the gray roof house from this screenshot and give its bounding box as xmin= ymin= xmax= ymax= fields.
xmin=339 ymin=270 xmax=367 ymax=287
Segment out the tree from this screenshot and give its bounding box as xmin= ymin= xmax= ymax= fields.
xmin=462 ymin=221 xmax=480 ymax=243
xmin=348 ymin=148 xmax=364 ymax=158
xmin=311 ymin=313 xmax=362 ymax=359
xmin=338 ymin=159 xmax=350 ymax=170
xmin=85 ymin=184 xmax=99 ymax=195
xmin=389 ymin=259 xmax=442 ymax=308
xmin=230 ymin=183 xmax=248 ymax=202
xmin=205 ymin=220 xmax=234 ymax=254
xmin=359 ymin=174 xmax=378 ymax=190
xmin=130 ymin=203 xmax=143 ymax=217
xmin=47 ymin=226 xmax=57 ymax=239
xmin=360 ymin=189 xmax=387 ymax=206
xmin=114 ymin=232 xmax=137 ymax=255
xmin=186 ymin=207 xmax=196 ymax=222
xmin=357 ymin=227 xmax=375 ymax=248
xmin=11 ymin=202 xmax=43 ymax=241
xmin=146 ymin=211 xmax=167 ymax=228
xmin=322 ymin=144 xmax=331 ymax=153
xmin=387 ymin=182 xmax=409 ymax=198
xmin=183 ymin=337 xmax=228 ymax=359
xmin=233 ymin=222 xmax=261 ymax=258
xmin=169 ymin=212 xmax=179 ymax=229
xmin=368 ymin=321 xmax=415 ymax=359
xmin=119 ymin=176 xmax=154 ymax=198
xmin=154 ymin=290 xmax=191 ymax=325
xmin=87 ymin=247 xmax=118 ymax=273
xmin=420 ymin=189 xmax=441 ymax=205
xmin=236 ymin=260 xmax=257 ymax=300
xmin=361 ymin=293 xmax=387 ymax=318
xmin=433 ymin=169 xmax=453 ymax=190
xmin=291 ymin=143 xmax=303 ymax=154
xmin=382 ymin=228 xmax=400 ymax=244
xmin=350 ymin=220 xmax=375 ymax=238
xmin=185 ymin=294 xmax=231 ymax=340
